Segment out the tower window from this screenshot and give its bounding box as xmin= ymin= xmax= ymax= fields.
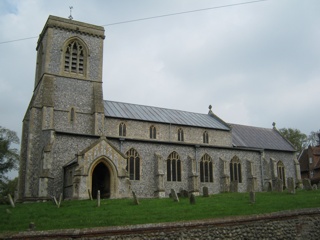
xmin=64 ymin=40 xmax=85 ymax=75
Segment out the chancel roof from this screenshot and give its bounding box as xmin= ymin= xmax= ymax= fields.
xmin=104 ymin=100 xmax=230 ymax=130
xmin=231 ymin=124 xmax=296 ymax=152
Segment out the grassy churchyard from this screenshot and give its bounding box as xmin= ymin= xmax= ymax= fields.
xmin=1 ymin=190 xmax=320 ymax=233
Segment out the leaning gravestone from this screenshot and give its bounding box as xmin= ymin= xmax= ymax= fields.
xmin=171 ymin=189 xmax=179 ymax=202
xmin=302 ymin=179 xmax=312 ymax=190
xmin=312 ymin=184 xmax=318 ymax=190
xmin=203 ymin=186 xmax=209 ymax=197
xmin=249 ymin=191 xmax=255 ymax=204
xmin=287 ymin=177 xmax=295 ymax=194
xmin=274 ymin=178 xmax=283 ymax=192
xmin=132 ymin=191 xmax=140 ymax=205
xmin=190 ymin=193 xmax=196 ymax=205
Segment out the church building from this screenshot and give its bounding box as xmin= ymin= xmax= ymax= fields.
xmin=18 ymin=16 xmax=301 ymax=201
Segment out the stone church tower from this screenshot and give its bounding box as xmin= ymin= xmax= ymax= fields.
xmin=18 ymin=16 xmax=130 ymax=201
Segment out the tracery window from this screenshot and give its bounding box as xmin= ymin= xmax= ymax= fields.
xmin=150 ymin=125 xmax=156 ymax=139
xmin=203 ymin=131 xmax=209 ymax=144
xmin=126 ymin=148 xmax=140 ymax=180
xmin=119 ymin=122 xmax=126 ymax=137
xmin=277 ymin=161 xmax=285 ymax=186
xmin=230 ymin=156 xmax=242 ymax=183
xmin=178 ymin=128 xmax=184 ymax=142
xmin=64 ymin=39 xmax=85 ymax=74
xmin=167 ymin=151 xmax=181 ymax=182
xmin=200 ymin=154 xmax=213 ymax=182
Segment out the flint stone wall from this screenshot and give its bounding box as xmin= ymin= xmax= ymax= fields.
xmin=5 ymin=208 xmax=320 ymax=240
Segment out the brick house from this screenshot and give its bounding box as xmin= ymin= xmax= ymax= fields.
xmin=299 ymin=144 xmax=320 ymax=184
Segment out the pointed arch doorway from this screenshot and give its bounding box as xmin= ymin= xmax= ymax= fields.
xmin=92 ymin=162 xmax=110 ymax=199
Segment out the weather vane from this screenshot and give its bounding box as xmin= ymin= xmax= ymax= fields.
xmin=68 ymin=6 xmax=73 ymax=20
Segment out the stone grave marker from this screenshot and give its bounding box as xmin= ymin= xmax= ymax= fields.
xmin=190 ymin=193 xmax=196 ymax=204
xmin=132 ymin=191 xmax=140 ymax=205
xmin=302 ymin=179 xmax=312 ymax=190
xmin=263 ymin=181 xmax=272 ymax=192
xmin=180 ymin=189 xmax=189 ymax=198
xmin=171 ymin=189 xmax=179 ymax=202
xmin=249 ymin=191 xmax=255 ymax=204
xmin=203 ymin=186 xmax=209 ymax=197
xmin=287 ymin=177 xmax=295 ymax=194
xmin=274 ymin=178 xmax=283 ymax=192
xmin=312 ymin=184 xmax=318 ymax=190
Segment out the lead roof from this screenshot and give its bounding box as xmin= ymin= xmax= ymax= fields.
xmin=103 ymin=100 xmax=296 ymax=152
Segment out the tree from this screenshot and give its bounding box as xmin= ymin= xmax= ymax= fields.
xmin=278 ymin=128 xmax=307 ymax=154
xmin=306 ymin=131 xmax=320 ymax=147
xmin=0 ymin=177 xmax=18 ymax=203
xmin=0 ymin=126 xmax=19 ymax=184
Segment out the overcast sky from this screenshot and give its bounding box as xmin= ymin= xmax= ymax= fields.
xmin=1 ymin=0 xmax=319 ymax=161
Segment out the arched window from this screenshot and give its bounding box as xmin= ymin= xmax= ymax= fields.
xmin=64 ymin=39 xmax=86 ymax=75
xmin=178 ymin=128 xmax=184 ymax=142
xmin=203 ymin=131 xmax=209 ymax=144
xmin=119 ymin=122 xmax=126 ymax=137
xmin=277 ymin=161 xmax=285 ymax=186
xmin=150 ymin=125 xmax=156 ymax=139
xmin=167 ymin=151 xmax=181 ymax=182
xmin=230 ymin=156 xmax=242 ymax=183
xmin=200 ymin=154 xmax=213 ymax=182
xmin=126 ymin=148 xmax=140 ymax=180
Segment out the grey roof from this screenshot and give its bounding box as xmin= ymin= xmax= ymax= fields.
xmin=104 ymin=100 xmax=230 ymax=130
xmin=231 ymin=124 xmax=296 ymax=152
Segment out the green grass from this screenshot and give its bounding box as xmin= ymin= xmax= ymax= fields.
xmin=1 ymin=190 xmax=320 ymax=233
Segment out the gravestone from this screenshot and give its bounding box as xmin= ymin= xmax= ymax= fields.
xmin=249 ymin=191 xmax=255 ymax=204
xmin=274 ymin=178 xmax=283 ymax=192
xmin=287 ymin=177 xmax=295 ymax=194
xmin=180 ymin=189 xmax=189 ymax=198
xmin=317 ymin=182 xmax=320 ymax=190
xmin=263 ymin=181 xmax=272 ymax=192
xmin=171 ymin=189 xmax=179 ymax=202
xmin=302 ymin=179 xmax=312 ymax=190
xmin=190 ymin=193 xmax=196 ymax=204
xmin=230 ymin=181 xmax=238 ymax=193
xmin=132 ymin=191 xmax=140 ymax=205
xmin=203 ymin=187 xmax=209 ymax=197
xmin=312 ymin=184 xmax=318 ymax=190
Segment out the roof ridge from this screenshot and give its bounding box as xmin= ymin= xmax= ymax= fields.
xmin=104 ymin=99 xmax=209 ymax=116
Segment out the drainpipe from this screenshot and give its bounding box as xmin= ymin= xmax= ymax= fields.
xmin=169 ymin=123 xmax=171 ymax=142
xmin=260 ymin=151 xmax=264 ymax=190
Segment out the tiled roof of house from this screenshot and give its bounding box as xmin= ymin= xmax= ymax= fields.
xmin=230 ymin=124 xmax=295 ymax=151
xmin=298 ymin=149 xmax=309 ymax=172
xmin=104 ymin=100 xmax=230 ymax=130
xmin=103 ymin=100 xmax=296 ymax=152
